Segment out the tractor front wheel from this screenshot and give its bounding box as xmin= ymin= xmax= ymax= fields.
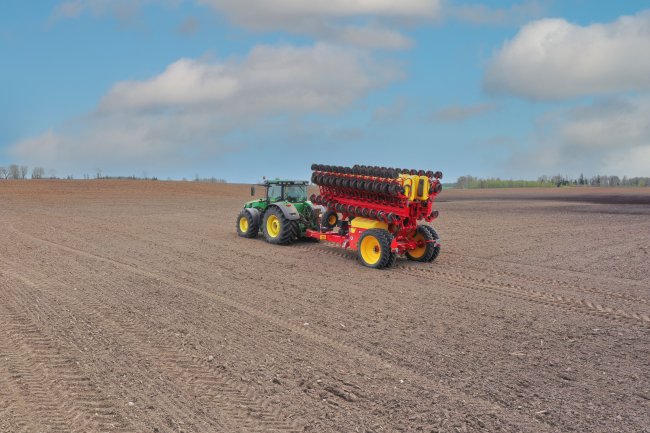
xmin=357 ymin=229 xmax=394 ymax=269
xmin=262 ymin=207 xmax=298 ymax=245
xmin=236 ymin=210 xmax=259 ymax=238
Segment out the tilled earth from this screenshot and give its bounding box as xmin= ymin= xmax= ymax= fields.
xmin=0 ymin=180 xmax=648 ymax=433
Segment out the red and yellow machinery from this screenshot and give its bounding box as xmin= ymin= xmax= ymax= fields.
xmin=306 ymin=164 xmax=443 ymax=269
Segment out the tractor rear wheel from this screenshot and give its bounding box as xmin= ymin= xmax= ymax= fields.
xmin=357 ymin=229 xmax=393 ymax=269
xmin=405 ymin=225 xmax=436 ymax=262
xmin=421 ymin=225 xmax=441 ymax=262
xmin=236 ymin=210 xmax=259 ymax=238
xmin=262 ymin=207 xmax=298 ymax=245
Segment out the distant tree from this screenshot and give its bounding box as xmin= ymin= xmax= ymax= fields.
xmin=8 ymin=164 xmax=20 ymax=179
xmin=19 ymin=165 xmax=28 ymax=179
xmin=48 ymin=169 xmax=57 ymax=179
xmin=0 ymin=166 xmax=7 ymax=179
xmin=32 ymin=167 xmax=45 ymax=179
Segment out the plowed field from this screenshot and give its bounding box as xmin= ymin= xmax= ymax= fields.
xmin=1 ymin=181 xmax=648 ymax=432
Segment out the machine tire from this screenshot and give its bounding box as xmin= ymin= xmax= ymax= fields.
xmin=385 ymin=251 xmax=397 ymax=268
xmin=405 ymin=225 xmax=436 ymax=262
xmin=421 ymin=225 xmax=441 ymax=262
xmin=236 ymin=210 xmax=259 ymax=238
xmin=357 ymin=229 xmax=393 ymax=269
xmin=262 ymin=207 xmax=298 ymax=245
xmin=321 ymin=210 xmax=338 ymax=230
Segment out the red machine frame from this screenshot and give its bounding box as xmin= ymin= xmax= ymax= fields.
xmin=304 ymin=169 xmax=442 ymax=255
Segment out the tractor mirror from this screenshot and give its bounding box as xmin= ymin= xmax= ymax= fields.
xmin=250 ymin=186 xmax=255 ymax=196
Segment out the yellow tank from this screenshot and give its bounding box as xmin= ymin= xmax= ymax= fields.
xmin=350 ymin=217 xmax=389 ymax=234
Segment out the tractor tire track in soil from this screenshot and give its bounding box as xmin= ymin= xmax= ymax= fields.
xmin=0 ymin=258 xmax=302 ymax=433
xmin=294 ymin=244 xmax=650 ymax=327
xmin=5 ymin=225 xmax=554 ymax=432
xmin=0 ymin=280 xmax=130 ymax=433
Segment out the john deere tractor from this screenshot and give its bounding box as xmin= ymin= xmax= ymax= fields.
xmin=236 ymin=179 xmax=319 ymax=245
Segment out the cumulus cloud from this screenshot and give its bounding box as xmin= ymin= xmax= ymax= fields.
xmin=51 ymin=0 xmax=440 ymax=49
xmin=9 ymin=44 xmax=398 ymax=173
xmin=485 ymin=11 xmax=650 ymax=100
xmin=197 ymin=0 xmax=442 ymax=49
xmin=508 ymin=95 xmax=650 ymax=176
xmin=430 ymin=102 xmax=498 ymax=122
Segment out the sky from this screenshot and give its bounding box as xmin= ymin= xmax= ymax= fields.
xmin=2 ymin=0 xmax=650 ymax=182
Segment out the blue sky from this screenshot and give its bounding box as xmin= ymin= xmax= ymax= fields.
xmin=2 ymin=1 xmax=650 ymax=182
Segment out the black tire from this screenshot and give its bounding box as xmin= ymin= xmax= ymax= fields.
xmin=405 ymin=225 xmax=436 ymax=262
xmin=385 ymin=251 xmax=397 ymax=268
xmin=236 ymin=210 xmax=259 ymax=238
xmin=421 ymin=225 xmax=441 ymax=262
xmin=357 ymin=229 xmax=393 ymax=269
xmin=262 ymin=207 xmax=298 ymax=245
xmin=321 ymin=210 xmax=338 ymax=230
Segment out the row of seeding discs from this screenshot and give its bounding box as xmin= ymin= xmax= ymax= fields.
xmin=311 ymin=164 xmax=443 ymax=180
xmin=309 ymin=194 xmax=402 ymax=224
xmin=311 ymin=172 xmax=405 ymax=197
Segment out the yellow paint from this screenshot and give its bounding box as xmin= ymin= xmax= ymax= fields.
xmin=239 ymin=216 xmax=249 ymax=232
xmin=320 ymin=234 xmax=327 ymax=240
xmin=418 ymin=176 xmax=430 ymax=201
xmin=408 ymin=231 xmax=427 ymax=258
xmin=350 ymin=217 xmax=388 ymax=230
xmin=359 ymin=234 xmax=381 ymax=265
xmin=266 ymin=214 xmax=281 ymax=237
xmin=409 ymin=175 xmax=420 ymax=201
xmin=399 ymin=174 xmax=430 ymax=201
xmin=328 ymin=214 xmax=337 ymax=225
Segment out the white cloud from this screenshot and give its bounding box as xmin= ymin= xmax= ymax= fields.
xmin=508 ymin=95 xmax=650 ymax=176
xmin=331 ymin=25 xmax=412 ymax=50
xmin=199 ymin=0 xmax=441 ymax=26
xmin=10 ymin=44 xmax=398 ymax=174
xmin=197 ymin=0 xmax=442 ymax=49
xmin=100 ymin=44 xmax=396 ymax=114
xmin=430 ymin=102 xmax=498 ymax=122
xmin=51 ymin=0 xmax=440 ymax=49
xmin=485 ymin=11 xmax=650 ymax=100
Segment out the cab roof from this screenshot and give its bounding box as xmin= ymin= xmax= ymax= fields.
xmin=258 ymin=179 xmax=309 ymax=186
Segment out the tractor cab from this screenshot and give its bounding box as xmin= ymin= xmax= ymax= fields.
xmin=254 ymin=179 xmax=309 ymax=203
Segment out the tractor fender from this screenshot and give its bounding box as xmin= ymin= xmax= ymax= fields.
xmin=268 ymin=203 xmax=301 ymax=220
xmin=243 ymin=207 xmax=261 ymax=226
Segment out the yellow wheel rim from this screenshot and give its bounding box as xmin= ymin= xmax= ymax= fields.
xmin=266 ymin=215 xmax=281 ymax=238
xmin=239 ymin=216 xmax=249 ymax=233
xmin=328 ymin=214 xmax=337 ymax=225
xmin=408 ymin=232 xmax=427 ymax=259
xmin=360 ymin=235 xmax=381 ymax=265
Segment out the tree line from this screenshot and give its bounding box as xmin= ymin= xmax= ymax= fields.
xmin=455 ymin=174 xmax=650 ymax=189
xmin=0 ymin=164 xmax=227 ymax=183
xmin=0 ymin=164 xmax=69 ymax=179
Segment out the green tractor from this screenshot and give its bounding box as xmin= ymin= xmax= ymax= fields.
xmin=236 ymin=179 xmax=320 ymax=245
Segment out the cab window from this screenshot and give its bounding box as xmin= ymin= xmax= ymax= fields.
xmin=267 ymin=184 xmax=283 ymax=201
xmin=284 ymin=185 xmax=307 ymax=202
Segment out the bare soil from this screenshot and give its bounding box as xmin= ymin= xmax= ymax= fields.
xmin=0 ymin=180 xmax=648 ymax=433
